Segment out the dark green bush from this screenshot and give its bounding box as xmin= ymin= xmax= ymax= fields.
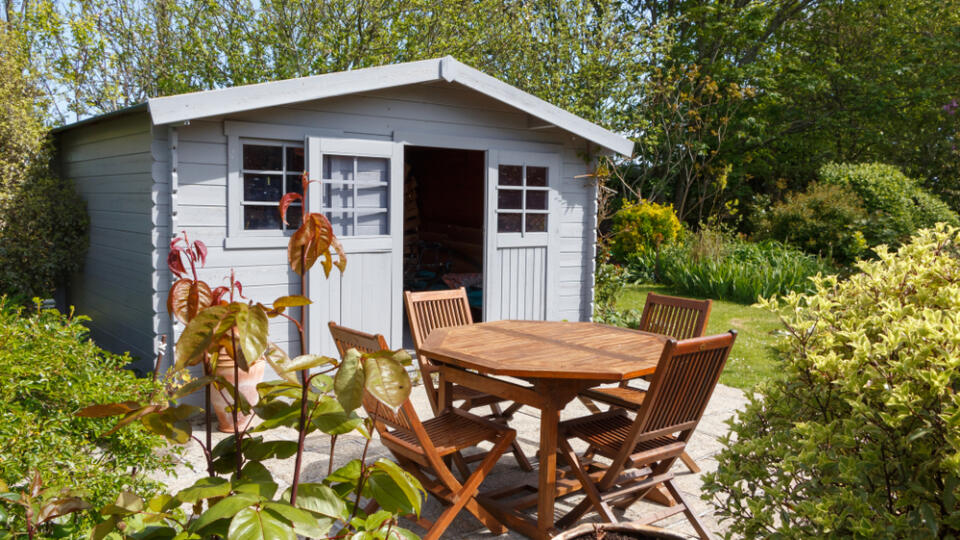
xmin=0 ymin=27 xmax=89 ymax=301
xmin=819 ymin=162 xmax=959 ymax=245
xmin=0 ymin=300 xmax=175 ymax=535
xmin=757 ymin=182 xmax=869 ymax=264
xmin=704 ymin=225 xmax=960 ymax=538
xmin=656 ymin=227 xmax=832 ymax=304
xmin=0 ymin=174 xmax=89 ymax=300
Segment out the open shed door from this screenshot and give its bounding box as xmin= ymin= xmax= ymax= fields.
xmin=484 ymin=149 xmax=561 ymax=321
xmin=305 ymin=136 xmax=403 ymax=355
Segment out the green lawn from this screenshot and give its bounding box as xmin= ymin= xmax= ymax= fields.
xmin=615 ymin=284 xmax=783 ymax=391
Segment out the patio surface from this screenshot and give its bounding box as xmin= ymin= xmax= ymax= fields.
xmin=157 ymin=380 xmax=746 ymax=538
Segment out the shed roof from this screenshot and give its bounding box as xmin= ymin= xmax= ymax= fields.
xmin=58 ymin=57 xmax=634 ymax=155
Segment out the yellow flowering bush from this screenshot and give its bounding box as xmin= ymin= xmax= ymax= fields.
xmin=704 ymin=224 xmax=960 ymax=538
xmin=610 ymin=199 xmax=683 ymax=261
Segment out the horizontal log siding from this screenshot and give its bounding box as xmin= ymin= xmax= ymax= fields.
xmin=58 ymin=111 xmax=158 ymax=369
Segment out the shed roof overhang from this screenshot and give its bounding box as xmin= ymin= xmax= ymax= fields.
xmin=145 ymin=57 xmax=634 ymax=156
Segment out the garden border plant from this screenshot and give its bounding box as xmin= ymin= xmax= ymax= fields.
xmin=20 ymin=174 xmax=428 ymax=539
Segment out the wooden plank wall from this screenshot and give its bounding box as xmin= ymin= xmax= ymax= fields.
xmin=57 ymin=111 xmax=160 ymax=370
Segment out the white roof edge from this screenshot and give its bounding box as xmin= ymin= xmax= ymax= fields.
xmin=147 ymin=56 xmax=634 ymax=156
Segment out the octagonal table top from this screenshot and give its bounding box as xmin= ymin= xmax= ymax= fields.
xmin=419 ymin=320 xmax=668 ymax=380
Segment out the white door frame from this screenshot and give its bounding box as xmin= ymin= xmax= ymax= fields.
xmin=394 ymin=130 xmax=562 ymax=323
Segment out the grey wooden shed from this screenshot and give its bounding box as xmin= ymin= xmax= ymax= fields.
xmin=54 ymin=57 xmax=633 ymax=371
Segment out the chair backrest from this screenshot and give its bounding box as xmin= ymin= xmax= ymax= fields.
xmin=327 ymin=322 xmax=430 ymax=449
xmin=404 ymin=288 xmax=473 ymax=352
xmin=403 ymin=288 xmax=473 ymax=412
xmin=613 ymin=331 xmax=736 ymax=473
xmin=638 ymin=292 xmax=712 ymax=340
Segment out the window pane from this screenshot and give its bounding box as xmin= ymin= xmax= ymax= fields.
xmin=526 ymin=166 xmax=547 ymax=186
xmin=357 ymin=185 xmax=387 ymax=208
xmin=283 ymin=205 xmax=302 ymax=229
xmin=286 ymin=146 xmax=304 ymax=172
xmin=357 ymin=157 xmax=387 ymax=183
xmin=326 ymin=211 xmax=355 ymax=236
xmin=244 ymin=174 xmax=283 ymax=202
xmin=243 ymin=145 xmax=282 ymax=171
xmin=324 ymin=155 xmax=354 ymax=181
xmin=498 ymin=165 xmax=522 ymax=186
xmin=498 ymin=213 xmax=522 ymax=232
xmin=526 ymin=190 xmax=548 ymax=210
xmin=244 ymin=205 xmax=281 ymax=230
xmin=357 ymin=212 xmax=388 ymax=235
xmin=286 ymin=174 xmax=303 ymax=195
xmin=526 ymin=213 xmax=547 ymax=232
xmin=324 ymin=184 xmax=354 ymax=208
xmin=498 ymin=189 xmax=523 ymax=210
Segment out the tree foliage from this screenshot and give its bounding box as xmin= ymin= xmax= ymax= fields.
xmin=0 ymin=22 xmax=88 ymax=301
xmin=705 ymin=225 xmax=960 ymax=538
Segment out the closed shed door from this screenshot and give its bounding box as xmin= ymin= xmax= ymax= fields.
xmin=305 ymin=136 xmax=403 ymax=355
xmin=484 ymin=150 xmax=561 ymax=321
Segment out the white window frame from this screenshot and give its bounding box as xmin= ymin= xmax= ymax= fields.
xmin=237 ymin=139 xmax=304 ymax=234
xmin=495 ymin=164 xmax=551 ymax=236
xmin=224 ymin=121 xmax=343 ymax=249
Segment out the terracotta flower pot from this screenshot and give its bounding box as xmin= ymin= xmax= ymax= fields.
xmin=210 ymin=356 xmax=265 ymax=433
xmin=551 ymin=522 xmax=686 ymax=540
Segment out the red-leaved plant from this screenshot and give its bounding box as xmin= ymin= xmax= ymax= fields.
xmin=76 ymin=172 xmax=423 ymax=539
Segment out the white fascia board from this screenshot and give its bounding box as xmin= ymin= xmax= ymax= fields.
xmin=442 ymin=57 xmax=634 ymax=156
xmin=147 ymin=59 xmax=443 ymax=125
xmin=147 ymin=56 xmax=634 ymax=156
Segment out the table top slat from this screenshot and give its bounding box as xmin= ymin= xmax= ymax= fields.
xmin=419 ymin=320 xmax=667 ymax=380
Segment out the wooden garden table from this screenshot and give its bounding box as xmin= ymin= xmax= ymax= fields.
xmin=418 ymin=320 xmax=668 ymax=539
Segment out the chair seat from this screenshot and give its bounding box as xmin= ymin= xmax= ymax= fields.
xmin=580 ymin=385 xmax=646 ymax=410
xmin=560 ymin=410 xmax=685 ymax=464
xmin=389 ymin=409 xmax=506 ymax=456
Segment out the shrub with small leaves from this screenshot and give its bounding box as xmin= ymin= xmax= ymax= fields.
xmin=609 ymin=199 xmax=683 ymax=261
xmin=757 ymin=182 xmax=869 ymax=264
xmin=703 ymin=224 xmax=960 ymax=538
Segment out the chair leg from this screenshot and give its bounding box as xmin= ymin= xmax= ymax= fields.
xmin=557 ymin=437 xmax=616 ymax=524
xmin=424 ymin=433 xmax=515 ymax=540
xmin=452 ymin=452 xmax=472 ymax=480
xmin=491 ymin=402 xmax=533 ymax=472
xmin=663 ymin=480 xmax=711 ymax=540
xmin=679 ymin=450 xmax=701 ymax=474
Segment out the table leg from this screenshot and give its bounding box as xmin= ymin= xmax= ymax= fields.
xmin=537 ymin=401 xmax=560 ymax=537
xmin=438 ymin=374 xmax=453 ymax=410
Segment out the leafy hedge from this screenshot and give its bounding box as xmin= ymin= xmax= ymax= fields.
xmin=610 ymin=199 xmax=683 ymax=261
xmin=704 ymin=225 xmax=960 ymax=538
xmin=819 ymin=162 xmax=959 ymax=246
xmin=0 ymin=300 xmax=175 ymax=534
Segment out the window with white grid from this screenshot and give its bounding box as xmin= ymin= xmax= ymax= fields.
xmin=496 ymin=164 xmax=549 ymax=233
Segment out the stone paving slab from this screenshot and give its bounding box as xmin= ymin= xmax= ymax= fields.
xmin=155 ymin=381 xmax=746 ymax=539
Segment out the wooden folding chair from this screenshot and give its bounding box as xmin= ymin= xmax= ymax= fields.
xmin=327 ymin=322 xmax=516 ymax=540
xmin=404 ymin=289 xmax=533 ymax=472
xmin=557 ymin=331 xmax=736 ymax=539
xmin=579 ymin=292 xmax=712 ymax=473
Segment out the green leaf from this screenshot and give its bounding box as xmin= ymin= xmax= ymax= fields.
xmin=232 ymin=481 xmax=278 ymax=500
xmin=228 ymin=506 xmax=295 ymax=540
xmin=363 ymin=352 xmax=412 ymax=409
xmin=284 ymin=354 xmax=336 ymax=373
xmin=234 ymin=461 xmax=274 ymax=485
xmin=364 ymin=509 xmax=393 ymax=531
xmin=175 ymin=305 xmax=234 ymax=370
xmin=334 ymin=349 xmax=364 ymax=412
xmin=242 ymin=439 xmax=298 ymax=461
xmin=367 ymin=459 xmax=424 ymax=516
xmin=284 ymin=483 xmax=347 ymax=521
xmin=172 ymin=375 xmax=217 ymax=400
xmin=262 ymin=502 xmax=331 ymax=537
xmin=262 ymin=344 xmax=298 ymax=385
xmin=311 ymin=397 xmax=363 ymax=435
xmin=100 ymin=491 xmax=142 ymax=516
xmin=176 ymin=477 xmax=231 ymax=504
xmin=190 ymin=493 xmax=259 ymax=532
xmin=90 ymin=516 xmax=119 ymax=540
xmin=325 ymin=460 xmax=362 ymax=485
xmin=232 ymin=303 xmax=269 ymax=370
xmin=140 ymin=404 xmax=201 ymax=444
